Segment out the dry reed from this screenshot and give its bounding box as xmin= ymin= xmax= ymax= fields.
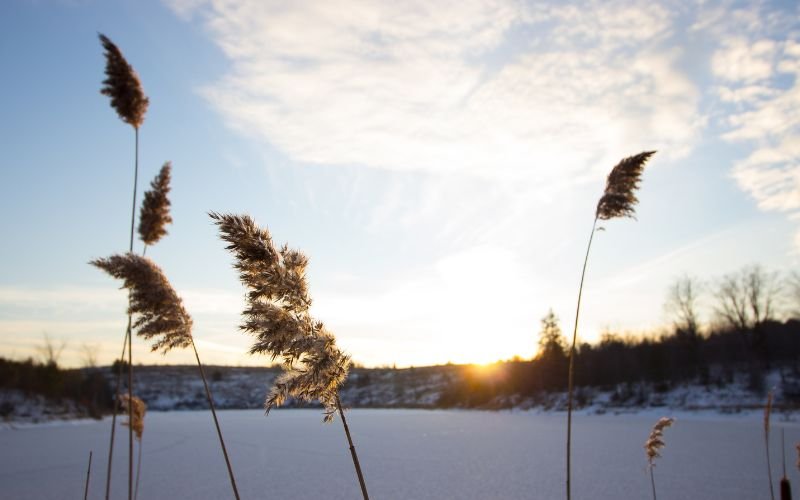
xmin=138 ymin=162 xmax=173 ymax=248
xmin=565 ymin=151 xmax=655 ymax=500
xmin=210 ymin=212 xmax=350 ymax=417
xmin=211 ymin=212 xmax=368 ymax=499
xmin=645 ymin=417 xmax=674 ymax=500
xmin=92 ymin=252 xmax=240 ymax=498
xmin=98 ymin=32 xmax=149 ymax=500
xmin=767 ymin=390 xmax=776 ymax=500
xmin=91 ymin=254 xmax=192 ymax=352
xmin=120 ymin=394 xmax=146 ymax=441
xmin=99 ymin=33 xmax=148 ymax=129
xmin=782 ymin=429 xmax=793 ymax=500
xmin=120 ymin=395 xmax=146 ymax=500
xmin=84 ymin=451 xmax=93 ymax=500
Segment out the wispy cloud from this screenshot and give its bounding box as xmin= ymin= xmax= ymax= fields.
xmin=708 ymin=4 xmax=800 ymax=247
xmin=166 ymin=0 xmax=701 ymax=185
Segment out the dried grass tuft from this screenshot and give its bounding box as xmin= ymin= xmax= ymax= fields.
xmin=119 ymin=394 xmax=146 ymax=441
xmin=645 ymin=416 xmax=674 ymax=468
xmin=91 ymin=253 xmax=193 ymax=353
xmin=211 ymin=212 xmax=349 ymax=419
xmin=98 ymin=33 xmax=148 ymax=129
xmin=596 ymin=151 xmax=656 ymax=220
xmin=138 ymin=162 xmax=173 ymax=246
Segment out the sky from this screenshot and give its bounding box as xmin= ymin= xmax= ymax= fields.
xmin=0 ymin=0 xmax=798 ymax=369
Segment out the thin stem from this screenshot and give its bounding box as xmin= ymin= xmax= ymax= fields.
xmin=127 ymin=127 xmax=139 ymax=500
xmin=768 ymin=420 xmax=775 ymax=500
xmin=192 ymin=340 xmax=240 ymax=500
xmin=783 ymin=428 xmax=787 ymax=478
xmin=127 ymin=309 xmax=133 ymax=500
xmin=650 ymin=467 xmax=657 ymax=500
xmin=134 ymin=438 xmax=142 ymax=500
xmin=84 ymin=451 xmax=93 ymax=500
xmin=105 ymin=325 xmax=129 ymax=500
xmin=566 ymin=217 xmax=598 ymax=500
xmin=336 ymin=394 xmax=369 ymax=500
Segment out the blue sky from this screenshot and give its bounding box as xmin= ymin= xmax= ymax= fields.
xmin=0 ymin=0 xmax=798 ymax=368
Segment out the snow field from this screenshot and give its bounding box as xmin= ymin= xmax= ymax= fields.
xmin=0 ymin=409 xmax=797 ymax=499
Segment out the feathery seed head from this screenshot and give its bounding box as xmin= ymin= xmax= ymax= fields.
xmin=91 ymin=253 xmax=193 ymax=353
xmin=796 ymin=443 xmax=800 ymax=471
xmin=645 ymin=416 xmax=674 ymax=468
xmin=210 ymin=212 xmax=311 ymax=312
xmin=98 ymin=33 xmax=149 ymax=128
xmin=138 ymin=162 xmax=173 ymax=246
xmin=119 ymin=394 xmax=146 ymax=440
xmin=596 ymin=151 xmax=656 ymax=220
xmin=213 ymin=212 xmax=350 ymax=420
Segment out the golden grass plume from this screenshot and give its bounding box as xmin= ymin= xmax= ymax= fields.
xmin=645 ymin=416 xmax=674 ymax=468
xmin=91 ymin=253 xmax=192 ymax=353
xmin=211 ymin=212 xmax=349 ymax=420
xmin=119 ymin=394 xmax=146 ymax=441
xmin=596 ymin=151 xmax=656 ymax=220
xmin=98 ymin=33 xmax=149 ymax=129
xmin=138 ymin=162 xmax=173 ymax=246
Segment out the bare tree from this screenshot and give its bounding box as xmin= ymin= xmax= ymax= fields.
xmin=787 ymin=271 xmax=800 ymax=320
xmin=714 ymin=265 xmax=780 ymax=331
xmin=81 ymin=343 xmax=99 ymax=369
xmin=665 ymin=275 xmax=702 ymax=338
xmin=36 ymin=333 xmax=66 ymax=366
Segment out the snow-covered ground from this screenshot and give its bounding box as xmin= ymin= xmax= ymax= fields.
xmin=1 ymin=409 xmax=797 ymax=499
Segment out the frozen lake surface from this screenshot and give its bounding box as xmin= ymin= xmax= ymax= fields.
xmin=1 ymin=409 xmax=797 ymax=499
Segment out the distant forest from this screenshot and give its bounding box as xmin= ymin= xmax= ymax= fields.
xmin=439 ymin=265 xmax=800 ymax=406
xmin=1 ymin=265 xmax=798 ymax=415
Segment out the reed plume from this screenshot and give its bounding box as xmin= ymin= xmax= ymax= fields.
xmin=98 ymin=32 xmax=150 ymax=500
xmin=120 ymin=394 xmax=146 ymax=500
xmin=99 ymin=33 xmax=148 ymax=129
xmin=212 ymin=212 xmax=369 ymax=499
xmin=120 ymin=394 xmax=146 ymax=441
xmin=138 ymin=162 xmax=172 ymax=248
xmin=565 ymin=151 xmax=655 ymax=500
xmin=767 ymin=390 xmax=776 ymax=500
xmin=645 ymin=417 xmax=674 ymax=500
xmin=91 ymin=254 xmax=192 ymax=352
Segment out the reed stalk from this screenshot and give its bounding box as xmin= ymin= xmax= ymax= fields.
xmin=645 ymin=417 xmax=674 ymax=500
xmin=213 ymin=212 xmax=366 ymax=497
xmin=93 ymin=253 xmax=240 ymax=498
xmin=767 ymin=391 xmax=776 ymax=500
xmin=84 ymin=451 xmax=93 ymax=500
xmin=336 ymin=394 xmax=369 ymax=500
xmin=782 ymin=429 xmax=793 ymax=500
xmin=105 ymin=326 xmax=129 ymax=500
xmin=98 ymin=33 xmax=148 ymax=500
xmin=192 ymin=339 xmax=240 ymax=500
xmin=565 ymin=151 xmax=655 ymax=500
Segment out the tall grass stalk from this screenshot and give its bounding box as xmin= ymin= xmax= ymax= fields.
xmin=767 ymin=391 xmax=776 ymax=500
xmin=565 ymin=151 xmax=655 ymax=500
xmin=84 ymin=451 xmax=93 ymax=500
xmin=212 ymin=212 xmax=368 ymax=499
xmin=781 ymin=429 xmax=793 ymax=500
xmin=92 ymin=254 xmax=240 ymax=499
xmin=98 ymin=32 xmax=148 ymax=500
xmin=645 ymin=417 xmax=674 ymax=500
xmin=336 ymin=394 xmax=369 ymax=499
xmin=191 ymin=339 xmax=241 ymax=500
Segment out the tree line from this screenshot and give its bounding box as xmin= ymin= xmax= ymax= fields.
xmin=438 ymin=265 xmax=800 ymax=407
